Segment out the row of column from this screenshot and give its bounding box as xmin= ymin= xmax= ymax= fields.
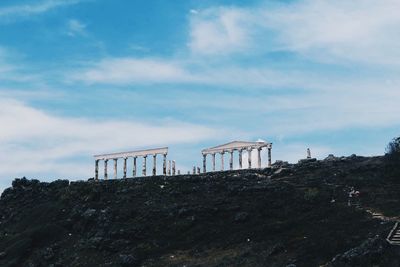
xmin=95 ymin=154 xmax=177 ymax=180
xmin=202 ymin=147 xmax=271 ymax=173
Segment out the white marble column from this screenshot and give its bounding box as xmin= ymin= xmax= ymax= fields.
xmin=95 ymin=160 xmax=99 ymax=180
xmin=172 ymin=160 xmax=176 ymax=175
xmin=123 ymin=158 xmax=127 ymax=178
xmin=168 ymin=160 xmax=171 ymax=175
xmin=113 ymin=158 xmax=118 ymax=179
xmin=229 ymin=151 xmax=233 ymax=170
xmin=142 ymin=156 xmax=147 ymax=176
xmin=307 ymin=148 xmax=311 ymax=159
xmin=132 ymin=157 xmax=137 ymax=177
xmin=104 ymin=159 xmax=108 ymax=180
xmin=238 ymin=150 xmax=243 ymax=169
xmin=268 ymin=147 xmax=272 ymax=167
xmin=257 ymin=148 xmax=262 ymax=168
xmin=197 ymin=167 xmax=200 ymax=174
xmin=212 ymin=153 xmax=216 ymax=171
xmin=248 ymin=149 xmax=252 ymax=169
xmin=163 ymin=154 xmax=167 ymax=175
xmin=202 ymin=154 xmax=207 ymax=173
xmin=152 ymin=154 xmax=157 ymax=176
xmin=221 ymin=152 xmax=225 ymax=171
xmin=193 ymin=166 xmax=196 ymax=174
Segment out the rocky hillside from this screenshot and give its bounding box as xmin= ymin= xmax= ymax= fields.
xmin=0 ymin=155 xmax=400 ymax=267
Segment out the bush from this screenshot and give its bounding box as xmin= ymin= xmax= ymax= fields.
xmin=386 ymin=137 xmax=400 ymax=162
xmin=304 ymin=188 xmax=319 ymax=202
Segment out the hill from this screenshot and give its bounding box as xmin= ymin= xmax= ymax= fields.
xmin=0 ymin=155 xmax=399 ymax=266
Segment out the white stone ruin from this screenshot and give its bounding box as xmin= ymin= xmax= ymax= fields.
xmin=201 ymin=141 xmax=272 ymax=173
xmin=93 ymin=147 xmax=168 ymax=180
xmin=307 ymin=148 xmax=311 ymax=159
xmin=93 ymin=140 xmax=273 ymax=180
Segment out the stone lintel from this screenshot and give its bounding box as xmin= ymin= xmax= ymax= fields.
xmin=94 ymin=147 xmax=168 ymax=161
xmin=202 ymin=141 xmax=272 ymax=155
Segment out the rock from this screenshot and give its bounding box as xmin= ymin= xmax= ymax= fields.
xmin=0 ymin=251 xmax=6 ymax=259
xmin=329 ymin=236 xmax=387 ymax=266
xmin=42 ymin=247 xmax=54 ymax=260
xmin=268 ymin=243 xmax=285 ymax=256
xmin=298 ymin=158 xmax=317 ymax=164
xmin=325 ymin=154 xmax=338 ymax=161
xmin=119 ymin=254 xmax=137 ymax=266
xmin=82 ymin=208 xmax=96 ymax=218
xmin=234 ymin=212 xmax=249 ymax=222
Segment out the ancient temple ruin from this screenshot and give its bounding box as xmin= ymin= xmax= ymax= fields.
xmin=201 ymin=141 xmax=272 ymax=173
xmin=93 ymin=140 xmax=273 ymax=179
xmin=93 ymin=147 xmax=168 ymax=180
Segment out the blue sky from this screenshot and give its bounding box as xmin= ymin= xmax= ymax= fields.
xmin=0 ymin=0 xmax=399 ymax=191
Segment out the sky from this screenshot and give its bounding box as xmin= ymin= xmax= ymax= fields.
xmin=0 ymin=0 xmax=399 ymax=191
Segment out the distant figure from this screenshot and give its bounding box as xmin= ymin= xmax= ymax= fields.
xmin=307 ymin=148 xmax=311 ymax=159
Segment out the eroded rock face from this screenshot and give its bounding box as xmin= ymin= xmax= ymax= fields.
xmin=0 ymin=156 xmax=399 ymax=267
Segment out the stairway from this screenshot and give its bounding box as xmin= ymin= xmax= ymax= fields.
xmin=387 ymin=222 xmax=400 ymax=245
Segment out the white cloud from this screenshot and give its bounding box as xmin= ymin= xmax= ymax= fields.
xmin=0 ymin=98 xmax=219 ymax=187
xmin=0 ymin=0 xmax=83 ymax=22
xmin=73 ymin=58 xmax=199 ymax=84
xmin=188 ymin=0 xmax=400 ymax=65
xmin=189 ymin=7 xmax=251 ymax=55
xmin=67 ymin=19 xmax=87 ymax=37
xmin=0 ymin=46 xmax=40 ymax=82
xmin=261 ymin=0 xmax=400 ymax=65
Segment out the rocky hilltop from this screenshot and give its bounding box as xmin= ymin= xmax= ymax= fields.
xmin=1 ymin=155 xmax=400 ymax=267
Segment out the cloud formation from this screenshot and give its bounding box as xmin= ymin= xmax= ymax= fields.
xmin=188 ymin=0 xmax=400 ymax=65
xmin=67 ymin=19 xmax=87 ymax=37
xmin=0 ymin=0 xmax=83 ymax=22
xmin=189 ymin=7 xmax=251 ymax=55
xmin=74 ymin=58 xmax=198 ymax=85
xmin=0 ymin=97 xmax=219 ymax=183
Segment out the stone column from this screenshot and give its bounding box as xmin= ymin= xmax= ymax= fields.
xmin=113 ymin=158 xmax=118 ymax=179
xmin=95 ymin=160 xmax=99 ymax=180
xmin=268 ymin=147 xmax=272 ymax=167
xmin=248 ymin=149 xmax=252 ymax=169
xmin=168 ymin=160 xmax=171 ymax=175
xmin=123 ymin=158 xmax=127 ymax=178
xmin=152 ymin=154 xmax=157 ymax=176
xmin=212 ymin=153 xmax=216 ymax=171
xmin=132 ymin=157 xmax=137 ymax=177
xmin=163 ymin=154 xmax=167 ymax=175
xmin=142 ymin=156 xmax=147 ymax=176
xmin=307 ymin=148 xmax=311 ymax=159
xmin=172 ymin=160 xmax=176 ymax=175
xmin=178 ymin=170 xmax=181 ymax=175
xmin=221 ymin=152 xmax=225 ymax=171
xmin=257 ymin=148 xmax=262 ymax=168
xmin=202 ymin=154 xmax=207 ymax=173
xmin=197 ymin=167 xmax=200 ymax=174
xmin=238 ymin=149 xmax=243 ymax=169
xmin=104 ymin=159 xmax=108 ymax=180
xmin=229 ymin=151 xmax=233 ymax=170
